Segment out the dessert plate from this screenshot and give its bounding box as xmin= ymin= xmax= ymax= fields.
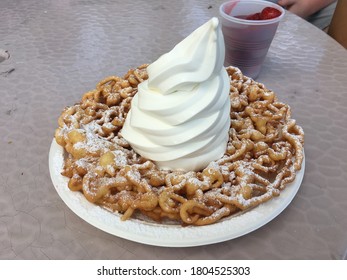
xmin=49 ymin=139 xmax=305 ymax=247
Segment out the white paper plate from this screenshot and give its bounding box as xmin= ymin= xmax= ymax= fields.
xmin=49 ymin=139 xmax=305 ymax=247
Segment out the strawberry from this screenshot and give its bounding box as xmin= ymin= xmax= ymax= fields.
xmin=246 ymin=12 xmax=261 ymax=20
xmin=260 ymin=7 xmax=282 ymax=20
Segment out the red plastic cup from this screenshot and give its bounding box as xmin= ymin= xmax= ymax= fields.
xmin=219 ymin=0 xmax=285 ymax=79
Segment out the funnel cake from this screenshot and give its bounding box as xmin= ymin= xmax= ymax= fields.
xmin=54 ymin=65 xmax=304 ymax=226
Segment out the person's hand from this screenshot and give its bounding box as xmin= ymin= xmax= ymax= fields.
xmin=278 ymin=0 xmax=336 ymax=18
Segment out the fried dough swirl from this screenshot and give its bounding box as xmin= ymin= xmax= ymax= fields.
xmin=55 ymin=65 xmax=304 ymax=226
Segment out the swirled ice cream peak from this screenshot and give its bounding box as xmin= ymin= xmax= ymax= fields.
xmin=121 ymin=17 xmax=231 ymax=171
xmin=147 ymin=17 xmax=225 ymax=94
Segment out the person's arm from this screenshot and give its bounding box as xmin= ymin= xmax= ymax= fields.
xmin=328 ymin=0 xmax=347 ymax=48
xmin=278 ymin=0 xmax=336 ymax=18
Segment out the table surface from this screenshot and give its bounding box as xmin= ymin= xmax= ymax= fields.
xmin=1 ymin=0 xmax=346 ymax=260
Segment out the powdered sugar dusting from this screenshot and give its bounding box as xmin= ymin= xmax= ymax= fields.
xmin=49 ymin=139 xmax=305 ymax=246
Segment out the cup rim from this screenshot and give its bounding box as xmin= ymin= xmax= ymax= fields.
xmin=219 ymin=0 xmax=285 ymax=25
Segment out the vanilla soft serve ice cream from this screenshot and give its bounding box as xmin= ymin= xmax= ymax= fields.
xmin=121 ymin=17 xmax=231 ymax=171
